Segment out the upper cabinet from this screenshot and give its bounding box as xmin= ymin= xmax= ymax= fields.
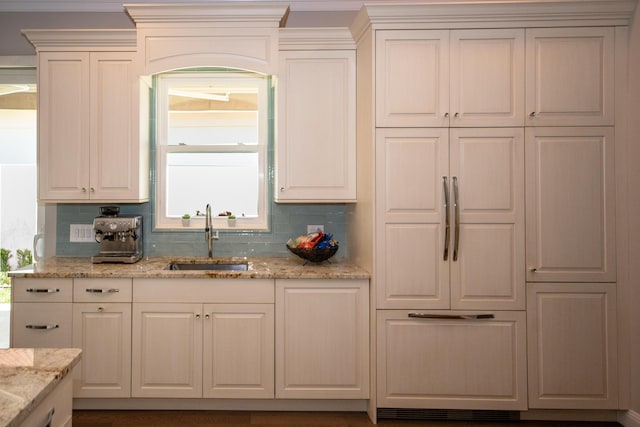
xmin=376 ymin=28 xmax=525 ymax=128
xmin=276 ymin=29 xmax=356 ymax=202
xmin=23 ymin=30 xmax=150 ymax=203
xmin=525 ymin=27 xmax=614 ymax=126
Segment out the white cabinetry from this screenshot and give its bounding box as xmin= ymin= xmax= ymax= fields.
xmin=377 ymin=310 xmax=527 ymax=410
xmin=131 ymin=279 xmax=274 ymax=399
xmin=525 ymin=27 xmax=614 ymax=126
xmin=11 ymin=278 xmax=73 ymax=348
xmin=72 ymin=278 xmax=132 ymax=398
xmin=525 ymin=127 xmax=616 ymax=283
xmin=527 ymin=283 xmax=618 ymax=409
xmin=376 ymin=127 xmax=525 ymax=310
xmin=275 ymin=279 xmax=369 ymax=399
xmin=24 ymin=30 xmax=149 ymax=203
xmin=375 ymin=29 xmax=524 ymax=127
xmin=276 ymin=29 xmax=356 ymax=202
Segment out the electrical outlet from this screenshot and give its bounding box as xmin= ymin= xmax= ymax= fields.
xmin=70 ymin=224 xmax=95 ymax=242
xmin=307 ymin=224 xmax=324 ymax=234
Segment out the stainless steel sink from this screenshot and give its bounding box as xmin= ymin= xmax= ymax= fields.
xmin=165 ymin=262 xmax=249 ymax=271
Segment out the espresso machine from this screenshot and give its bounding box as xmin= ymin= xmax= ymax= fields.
xmin=91 ymin=206 xmax=143 ymax=263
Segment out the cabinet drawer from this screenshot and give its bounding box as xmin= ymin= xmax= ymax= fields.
xmin=74 ymin=278 xmax=132 ymax=302
xmin=12 ymin=278 xmax=73 ymax=302
xmin=377 ymin=309 xmax=527 ymax=410
xmin=12 ymin=302 xmax=73 ymax=348
xmin=133 ymin=279 xmax=274 ymax=303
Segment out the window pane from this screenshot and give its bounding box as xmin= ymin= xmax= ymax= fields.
xmin=166 ymin=152 xmax=259 ymax=218
xmin=168 ymin=111 xmax=258 ymax=146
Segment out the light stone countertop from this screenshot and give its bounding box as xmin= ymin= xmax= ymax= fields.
xmin=8 ymin=256 xmax=370 ymax=280
xmin=0 ymin=348 xmax=82 ymax=427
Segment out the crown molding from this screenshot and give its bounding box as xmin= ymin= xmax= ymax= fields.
xmin=21 ymin=29 xmax=137 ymax=50
xmin=279 ymin=27 xmax=355 ymax=50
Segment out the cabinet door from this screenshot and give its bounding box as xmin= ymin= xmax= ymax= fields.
xmin=525 ymin=27 xmax=614 ymax=126
xmin=375 ymin=128 xmax=450 ymax=309
xmin=38 ymin=52 xmax=90 ymax=200
xmin=276 ymin=50 xmax=356 ymax=202
xmin=202 ymin=304 xmax=274 ymax=398
xmin=276 ymin=279 xmax=369 ymax=399
xmin=377 ymin=310 xmax=527 ymax=410
xmin=450 ymin=29 xmax=525 ymax=127
xmin=90 ymin=52 xmax=146 ymax=201
xmin=527 ymin=283 xmax=618 ymax=409
xmin=376 ymin=30 xmax=449 ymax=127
xmin=73 ymin=302 xmax=131 ymax=398
xmin=525 ymin=127 xmax=615 ymax=282
xmin=450 ymin=128 xmax=525 ymax=310
xmin=12 ymin=302 xmax=73 ymax=348
xmin=132 ymin=303 xmax=202 ymax=398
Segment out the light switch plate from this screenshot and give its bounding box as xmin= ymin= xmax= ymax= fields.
xmin=307 ymin=224 xmax=324 ymax=234
xmin=70 ymin=224 xmax=94 ymax=242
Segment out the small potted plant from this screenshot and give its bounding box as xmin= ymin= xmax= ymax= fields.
xmin=181 ymin=213 xmax=191 ymax=227
xmin=227 ymin=214 xmax=237 ymax=227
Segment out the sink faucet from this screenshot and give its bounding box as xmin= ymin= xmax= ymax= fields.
xmin=205 ymin=204 xmax=219 ymax=257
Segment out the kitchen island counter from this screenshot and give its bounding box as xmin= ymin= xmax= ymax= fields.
xmin=0 ymin=348 xmax=81 ymax=427
xmin=8 ymin=256 xmax=369 ymax=280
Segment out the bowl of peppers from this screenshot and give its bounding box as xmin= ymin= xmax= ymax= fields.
xmin=286 ymin=231 xmax=339 ymax=263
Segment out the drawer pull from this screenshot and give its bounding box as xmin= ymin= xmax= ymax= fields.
xmin=408 ymin=313 xmax=495 ymax=320
xmin=26 ymin=288 xmax=60 ymax=293
xmin=85 ymin=288 xmax=119 ymax=293
xmin=26 ymin=324 xmax=59 ymax=330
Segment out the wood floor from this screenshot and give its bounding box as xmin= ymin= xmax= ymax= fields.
xmin=72 ymin=410 xmax=622 ymax=427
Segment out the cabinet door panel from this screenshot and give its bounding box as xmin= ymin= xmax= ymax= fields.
xmin=276 ymin=280 xmax=369 ymax=399
xmin=526 ymin=127 xmax=615 ymax=282
xmin=73 ymin=303 xmax=131 ymax=398
xmin=377 ymin=310 xmax=527 ymax=410
xmin=450 ymin=29 xmax=525 ymax=126
xmin=38 ymin=52 xmax=90 ymax=200
xmin=90 ymin=52 xmax=141 ymax=200
xmin=527 ymin=283 xmax=618 ymax=409
xmin=203 ymin=304 xmax=274 ymax=398
xmin=526 ymin=27 xmax=614 ymax=126
xmin=450 ymin=128 xmax=525 ymax=309
xmin=376 ymin=30 xmax=449 ymax=127
xmin=277 ymin=50 xmax=355 ymax=201
xmin=379 ymin=223 xmax=449 ymax=309
xmin=132 ymin=303 xmax=202 ymax=398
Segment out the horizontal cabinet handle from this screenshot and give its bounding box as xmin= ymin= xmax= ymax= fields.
xmin=85 ymin=288 xmax=119 ymax=293
xmin=26 ymin=288 xmax=60 ymax=293
xmin=26 ymin=324 xmax=59 ymax=330
xmin=408 ymin=313 xmax=495 ymax=320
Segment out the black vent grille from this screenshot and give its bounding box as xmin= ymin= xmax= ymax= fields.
xmin=377 ymin=408 xmax=520 ymax=422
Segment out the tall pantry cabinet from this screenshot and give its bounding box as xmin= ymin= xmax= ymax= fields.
xmin=348 ymin=1 xmax=633 ymax=418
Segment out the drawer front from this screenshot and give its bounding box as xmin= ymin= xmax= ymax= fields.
xmin=74 ymin=278 xmax=132 ymax=302
xmin=12 ymin=302 xmax=73 ymax=348
xmin=133 ymin=279 xmax=275 ymax=303
xmin=12 ymin=278 xmax=73 ymax=302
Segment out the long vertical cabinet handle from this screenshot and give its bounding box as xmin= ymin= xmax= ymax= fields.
xmin=442 ymin=176 xmax=450 ymax=261
xmin=452 ymin=176 xmax=460 ymax=261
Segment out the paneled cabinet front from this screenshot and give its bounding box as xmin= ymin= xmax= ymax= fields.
xmin=377 ymin=310 xmax=527 ymax=410
xmin=131 ymin=279 xmax=275 ymax=399
xmin=376 ymin=127 xmax=525 ymax=310
xmin=276 ymin=49 xmax=356 ymax=202
xmin=38 ymin=50 xmax=149 ymax=202
xmin=375 ymin=28 xmax=524 ymax=128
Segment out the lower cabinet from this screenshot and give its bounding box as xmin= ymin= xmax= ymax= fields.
xmin=275 ymin=279 xmax=369 ymax=399
xmin=527 ymin=283 xmax=618 ymax=409
xmin=131 ymin=278 xmax=275 ymax=399
xmin=377 ymin=310 xmax=527 ymax=410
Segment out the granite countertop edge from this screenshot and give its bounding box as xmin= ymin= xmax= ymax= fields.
xmin=0 ymin=348 xmax=82 ymax=427
xmin=8 ymin=256 xmax=370 ymax=280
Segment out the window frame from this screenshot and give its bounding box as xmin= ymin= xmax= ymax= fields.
xmin=154 ymin=70 xmax=269 ymax=230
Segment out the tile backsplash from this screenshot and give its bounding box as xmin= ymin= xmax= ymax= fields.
xmin=56 ymin=202 xmax=347 ymax=259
